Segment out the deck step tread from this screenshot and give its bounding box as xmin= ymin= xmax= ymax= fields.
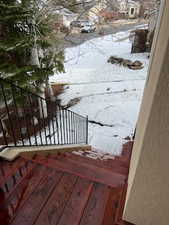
xmin=102 ymin=187 xmax=122 ymax=225
xmin=57 ymin=178 xmax=93 ymax=225
xmin=0 ymin=141 xmax=133 ymax=225
xmin=0 ymin=162 xmax=37 ymax=205
xmin=79 ymin=183 xmax=110 ymax=225
xmin=0 ymin=163 xmax=51 ymax=223
xmin=0 ymin=158 xmax=30 ymax=187
xmin=28 ymin=155 xmax=126 ymax=188
xmin=35 ymin=173 xmax=78 ymax=225
xmin=10 ymin=169 xmax=63 ymax=225
xmin=61 ymin=153 xmax=128 ymax=175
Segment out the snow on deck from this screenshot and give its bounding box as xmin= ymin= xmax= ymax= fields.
xmin=50 ymin=29 xmax=149 ymax=156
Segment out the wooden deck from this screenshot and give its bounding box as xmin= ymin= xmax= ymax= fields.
xmin=0 ymin=141 xmax=133 ymax=225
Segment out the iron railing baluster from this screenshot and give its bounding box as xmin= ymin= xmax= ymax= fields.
xmin=40 ymin=98 xmax=48 ymax=145
xmin=86 ymin=116 xmax=89 ymax=144
xmin=50 ymin=106 xmax=56 ymax=145
xmin=0 ymin=82 xmax=17 ymax=146
xmin=71 ymin=111 xmax=74 ymax=144
xmin=66 ymin=110 xmax=69 ymax=144
xmin=68 ymin=110 xmax=71 ymax=144
xmin=28 ymin=95 xmax=38 ymax=146
xmin=56 ymin=107 xmax=60 ymax=145
xmin=62 ymin=110 xmax=66 ymax=144
xmin=73 ymin=113 xmax=76 ymax=144
xmin=0 ymin=119 xmax=8 ymax=146
xmin=59 ymin=107 xmax=63 ymax=145
xmin=36 ymin=99 xmax=43 ymax=146
xmin=11 ymin=85 xmax=24 ymax=146
xmin=20 ymin=89 xmax=32 ymax=146
xmin=76 ymin=114 xmax=78 ymax=143
xmin=47 ymin=105 xmax=52 ymax=145
xmin=0 ymin=78 xmax=88 ymax=149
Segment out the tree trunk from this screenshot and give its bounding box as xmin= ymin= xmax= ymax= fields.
xmin=0 ymin=115 xmax=9 ymax=137
xmin=38 ymin=84 xmax=48 ymax=118
xmin=30 ymin=46 xmax=48 ymax=118
xmin=46 ymin=77 xmax=55 ymax=101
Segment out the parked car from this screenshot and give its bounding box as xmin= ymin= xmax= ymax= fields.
xmin=70 ymin=20 xmax=96 ymax=33
xmin=81 ymin=24 xmax=96 ymax=33
xmin=70 ymin=20 xmax=82 ymax=28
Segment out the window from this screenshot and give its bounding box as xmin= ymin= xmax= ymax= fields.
xmin=131 ymin=8 xmax=135 ymax=15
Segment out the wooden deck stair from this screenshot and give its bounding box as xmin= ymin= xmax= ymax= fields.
xmin=0 ymin=141 xmax=133 ymax=225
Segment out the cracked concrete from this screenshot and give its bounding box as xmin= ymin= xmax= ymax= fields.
xmin=89 ymin=120 xmax=115 ymax=128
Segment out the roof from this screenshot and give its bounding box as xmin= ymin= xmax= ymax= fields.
xmin=53 ymin=7 xmax=78 ymax=16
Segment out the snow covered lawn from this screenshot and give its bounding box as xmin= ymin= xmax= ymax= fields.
xmin=50 ymin=29 xmax=149 ymax=156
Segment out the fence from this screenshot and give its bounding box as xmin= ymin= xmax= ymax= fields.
xmin=0 ymin=78 xmax=88 ymax=150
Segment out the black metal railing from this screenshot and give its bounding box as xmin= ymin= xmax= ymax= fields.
xmin=0 ymin=78 xmax=88 ymax=149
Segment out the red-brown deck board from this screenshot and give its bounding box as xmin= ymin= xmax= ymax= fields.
xmin=0 ymin=141 xmax=133 ymax=225
xmin=27 ymin=155 xmax=126 ymax=188
xmin=0 ymin=158 xmax=27 ymax=186
xmin=1 ymin=163 xmax=37 ymax=205
xmin=63 ymin=153 xmax=129 ymax=175
xmin=103 ymin=187 xmax=122 ymax=225
xmin=10 ymin=169 xmax=63 ymax=225
xmin=35 ymin=173 xmax=77 ymax=225
xmin=57 ymin=178 xmax=93 ymax=225
xmin=79 ymin=183 xmax=111 ymax=225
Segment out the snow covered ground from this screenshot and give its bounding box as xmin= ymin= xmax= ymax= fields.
xmin=50 ymin=28 xmax=149 ymax=156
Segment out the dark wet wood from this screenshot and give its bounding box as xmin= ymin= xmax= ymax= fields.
xmin=0 ymin=163 xmax=36 ymax=205
xmin=0 ymin=141 xmax=133 ymax=225
xmin=0 ymin=158 xmax=27 ymax=186
xmin=3 ymin=164 xmax=47 ymax=212
xmin=35 ymin=173 xmax=77 ymax=225
xmin=63 ymin=153 xmax=128 ymax=175
xmin=57 ymin=178 xmax=93 ymax=225
xmin=102 ymin=187 xmax=122 ymax=225
xmin=10 ymin=169 xmax=63 ymax=225
xmin=115 ymin=183 xmax=128 ymax=223
xmin=28 ymin=155 xmax=126 ymax=188
xmin=80 ymin=183 xmax=110 ymax=225
xmin=58 ymin=154 xmax=128 ymax=176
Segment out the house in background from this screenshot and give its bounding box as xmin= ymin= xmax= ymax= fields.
xmin=88 ymin=0 xmax=107 ymax=22
xmin=130 ymin=2 xmax=160 ymax=54
xmin=127 ymin=0 xmax=141 ymax=18
xmin=139 ymin=0 xmax=158 ymax=18
xmin=88 ymin=0 xmax=141 ymax=22
xmin=53 ymin=8 xmax=78 ymax=28
xmin=99 ymin=10 xmax=119 ymax=21
xmin=76 ymin=0 xmax=95 ymax=11
xmin=117 ymin=0 xmax=128 ymax=17
xmin=117 ymin=0 xmax=141 ymax=19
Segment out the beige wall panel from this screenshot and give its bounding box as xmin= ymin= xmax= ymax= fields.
xmin=124 ymin=1 xmax=169 ymax=224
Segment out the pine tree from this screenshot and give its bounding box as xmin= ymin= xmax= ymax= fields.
xmin=69 ymin=0 xmax=78 ymax=13
xmin=0 ymin=0 xmax=33 ymax=86
xmin=0 ymin=0 xmax=65 ymax=92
